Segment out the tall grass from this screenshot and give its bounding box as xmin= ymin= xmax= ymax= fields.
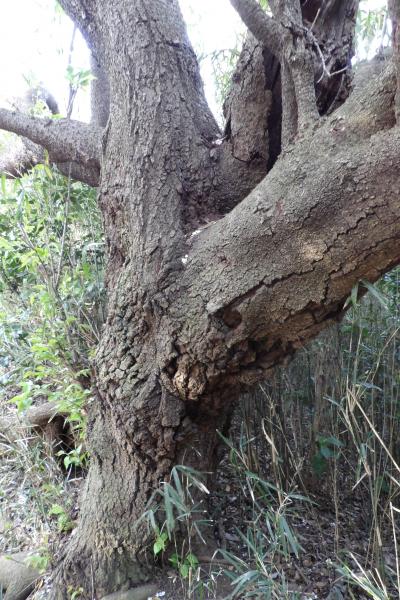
xmin=235 ymin=269 xmax=400 ymax=598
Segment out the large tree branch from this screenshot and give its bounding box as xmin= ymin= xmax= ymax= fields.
xmin=389 ymin=0 xmax=400 ymax=120
xmin=169 ymin=63 xmax=399 ymax=399
xmin=232 ymin=0 xmax=319 ymax=141
xmin=212 ymin=2 xmax=360 ymax=212
xmin=230 ymin=0 xmax=283 ymax=55
xmin=0 ymin=109 xmax=101 ymax=182
xmin=58 ymin=0 xmax=99 ymax=53
xmin=272 ymin=0 xmax=319 ymax=133
xmin=0 ymin=138 xmax=100 ymax=187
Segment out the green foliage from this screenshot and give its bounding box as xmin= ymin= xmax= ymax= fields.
xmin=355 ymin=0 xmax=389 ymax=59
xmin=65 ymin=65 xmax=95 ymax=93
xmin=139 ymin=464 xmax=211 ymax=546
xmin=312 ymin=434 xmax=344 ymax=477
xmin=169 ymin=551 xmax=199 ymax=580
xmin=153 ymin=530 xmax=169 ymax=556
xmin=67 ymin=587 xmax=84 ymax=600
xmin=204 ymin=47 xmax=241 ymax=111
xmin=49 ymin=502 xmax=76 ymax=532
xmin=216 ymin=432 xmax=306 ymax=598
xmin=0 ymin=163 xmax=105 ymax=467
xmin=57 ymin=444 xmax=89 ymax=470
xmin=26 ymin=547 xmax=51 ymax=574
xmin=138 ymin=465 xmax=210 ymax=593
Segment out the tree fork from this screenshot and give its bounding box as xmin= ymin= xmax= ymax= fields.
xmin=0 ymin=0 xmax=399 ymax=598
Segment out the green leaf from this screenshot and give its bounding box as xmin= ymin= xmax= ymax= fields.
xmin=312 ymin=453 xmax=327 ymax=477
xmin=186 ymin=553 xmax=199 ymax=568
xmin=324 ymin=436 xmax=345 ymax=448
xmin=49 ymin=504 xmax=65 ymax=515
xmin=320 ymin=445 xmax=334 ymax=459
xmin=169 ymin=553 xmax=179 ymax=568
xmin=153 ymin=532 xmax=168 ymax=555
xmin=361 ymin=279 xmax=388 ymax=310
xmin=180 ymin=563 xmax=189 ymax=578
xmin=0 ymin=237 xmax=14 ymax=251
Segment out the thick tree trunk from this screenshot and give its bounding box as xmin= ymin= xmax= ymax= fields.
xmin=53 ymin=1 xmax=232 ymax=596
xmin=1 ymin=1 xmax=399 ymax=598
xmin=55 ymin=380 xmax=232 ymax=596
xmin=51 ymin=1 xmax=400 ymax=597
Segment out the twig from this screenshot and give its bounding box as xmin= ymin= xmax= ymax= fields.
xmin=310 ymin=7 xmax=320 ymax=31
xmin=66 ymin=25 xmax=77 ymax=119
xmin=309 ymin=30 xmax=348 ymax=83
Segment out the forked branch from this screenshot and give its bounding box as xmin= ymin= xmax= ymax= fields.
xmin=231 ymin=0 xmax=319 ymax=145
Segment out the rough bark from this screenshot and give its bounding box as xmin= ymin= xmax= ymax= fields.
xmin=51 ymin=1 xmax=230 ymax=595
xmin=0 ymin=85 xmax=101 ymax=186
xmin=389 ymin=0 xmax=400 ymax=119
xmin=0 ymin=109 xmax=101 ymax=184
xmin=171 ymin=64 xmax=398 ymax=396
xmin=1 ymin=0 xmax=399 ymax=598
xmin=221 ymin=0 xmax=359 ymax=190
xmin=90 ymin=53 xmax=110 ymax=128
xmin=302 ymin=0 xmax=360 ymax=115
xmin=0 ymin=401 xmax=71 ymax=447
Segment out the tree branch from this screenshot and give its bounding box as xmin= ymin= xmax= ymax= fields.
xmin=230 ymin=0 xmax=283 ymax=55
xmin=389 ymin=0 xmax=400 ymax=120
xmin=0 ymin=137 xmax=40 ymax=178
xmin=0 ymin=138 xmax=99 ymax=186
xmin=270 ymin=0 xmax=303 ymax=25
xmin=169 ymin=65 xmax=399 ymax=399
xmin=272 ymin=0 xmax=319 ymax=133
xmin=280 ymin=59 xmax=298 ymax=146
xmin=0 ymin=109 xmax=101 ymax=176
xmin=90 ymin=52 xmax=110 ymax=127
xmin=58 ymin=0 xmax=99 ymax=52
xmin=232 ymin=0 xmax=319 ymax=140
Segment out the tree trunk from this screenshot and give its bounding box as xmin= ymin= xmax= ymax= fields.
xmin=52 ymin=1 xmax=234 ymax=596
xmin=55 ymin=380 xmax=233 ymax=596
xmin=52 ymin=0 xmax=400 ymax=596
xmin=0 ymin=0 xmax=399 ymax=598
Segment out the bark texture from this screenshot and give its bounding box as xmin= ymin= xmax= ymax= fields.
xmin=1 ymin=0 xmax=399 ymax=598
xmin=0 ymin=84 xmax=102 ymax=186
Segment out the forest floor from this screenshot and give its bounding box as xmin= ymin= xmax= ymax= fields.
xmin=0 ymin=397 xmax=398 ymax=600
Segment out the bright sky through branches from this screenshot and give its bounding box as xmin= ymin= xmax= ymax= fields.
xmin=0 ymin=0 xmax=389 ymax=122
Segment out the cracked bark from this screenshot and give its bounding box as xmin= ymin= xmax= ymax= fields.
xmin=1 ymin=0 xmax=399 ymax=598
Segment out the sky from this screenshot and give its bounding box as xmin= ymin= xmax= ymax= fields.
xmin=0 ymin=0 xmax=390 ymax=123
